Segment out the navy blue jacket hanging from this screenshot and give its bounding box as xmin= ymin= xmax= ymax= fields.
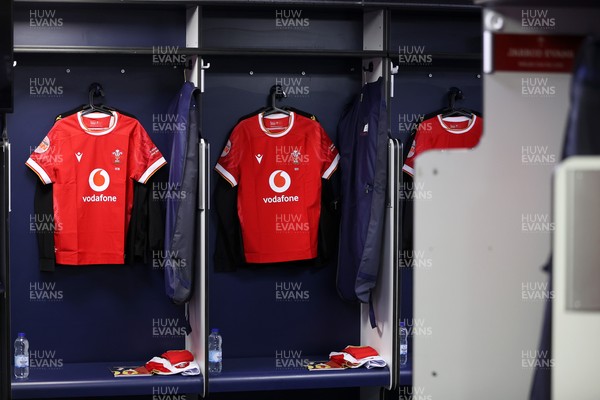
xmin=336 ymin=77 xmax=388 ymax=327
xmin=164 ymin=82 xmax=200 ymax=305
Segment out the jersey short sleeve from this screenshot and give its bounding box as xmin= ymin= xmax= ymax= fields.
xmin=319 ymin=125 xmax=340 ymax=179
xmin=215 ymin=130 xmax=242 ymax=187
xmin=402 ymin=138 xmax=417 ymax=177
xmin=403 ymin=128 xmax=432 ymax=177
xmin=402 ymin=120 xmax=432 ymax=177
xmin=26 ymin=132 xmax=59 ymax=184
xmin=129 ymin=122 xmax=167 ymax=184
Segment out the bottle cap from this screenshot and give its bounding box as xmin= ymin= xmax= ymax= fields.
xmin=18 ymin=332 xmax=25 ymax=337
xmin=211 ymin=328 xmax=219 ymax=333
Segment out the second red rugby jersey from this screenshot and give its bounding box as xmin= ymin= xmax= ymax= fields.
xmin=215 ymin=112 xmax=340 ymax=264
xmin=26 ymin=111 xmax=166 ymax=265
xmin=403 ymin=114 xmax=483 ymax=176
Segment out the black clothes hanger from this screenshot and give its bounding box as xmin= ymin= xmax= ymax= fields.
xmin=81 ymin=83 xmax=115 ymax=117
xmin=440 ymin=87 xmax=475 ymax=119
xmin=263 ymin=84 xmax=290 ymax=117
xmin=234 ymin=84 xmax=319 ymax=124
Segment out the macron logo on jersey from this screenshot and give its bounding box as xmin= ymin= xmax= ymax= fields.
xmin=263 ymin=170 xmax=299 ymax=204
xmin=82 ymin=168 xmax=117 ymax=203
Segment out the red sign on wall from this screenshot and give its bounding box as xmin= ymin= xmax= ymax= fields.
xmin=494 ymin=34 xmax=584 ymax=73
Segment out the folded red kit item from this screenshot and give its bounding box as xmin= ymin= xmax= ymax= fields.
xmin=145 ymin=349 xmax=200 ymax=376
xmin=328 ymin=345 xmax=387 ymax=369
xmin=162 ymin=350 xmax=194 ymax=366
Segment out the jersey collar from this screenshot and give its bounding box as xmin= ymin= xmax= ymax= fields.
xmin=77 ymin=111 xmax=119 ymax=136
xmin=258 ymin=112 xmax=295 ymax=137
xmin=437 ymin=114 xmax=478 ymax=134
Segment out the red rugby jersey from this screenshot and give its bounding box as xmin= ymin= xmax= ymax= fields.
xmin=403 ymin=114 xmax=483 ymax=176
xmin=215 ymin=112 xmax=339 ymax=264
xmin=26 ymin=111 xmax=166 ymax=265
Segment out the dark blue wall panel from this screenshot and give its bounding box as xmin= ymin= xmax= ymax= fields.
xmin=202 ymin=7 xmax=363 ymax=51
xmin=390 ymin=9 xmax=482 ymax=56
xmin=15 ymin=4 xmax=186 ymax=48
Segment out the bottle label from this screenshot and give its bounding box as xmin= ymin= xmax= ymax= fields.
xmin=400 ymin=345 xmax=408 ymax=354
xmin=209 ymin=350 xmax=222 ymax=363
xmin=15 ymin=355 xmax=29 ymax=368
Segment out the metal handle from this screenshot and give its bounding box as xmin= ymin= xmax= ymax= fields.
xmin=198 ymin=139 xmax=210 ymax=211
xmin=6 ymin=142 xmax=10 ymax=213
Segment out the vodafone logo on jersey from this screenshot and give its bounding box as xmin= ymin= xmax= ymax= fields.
xmin=89 ymin=168 xmax=110 ymax=192
xmin=269 ymin=170 xmax=291 ymax=193
xmin=82 ymin=169 xmax=117 ymax=203
xmin=263 ymin=170 xmax=299 ymax=204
